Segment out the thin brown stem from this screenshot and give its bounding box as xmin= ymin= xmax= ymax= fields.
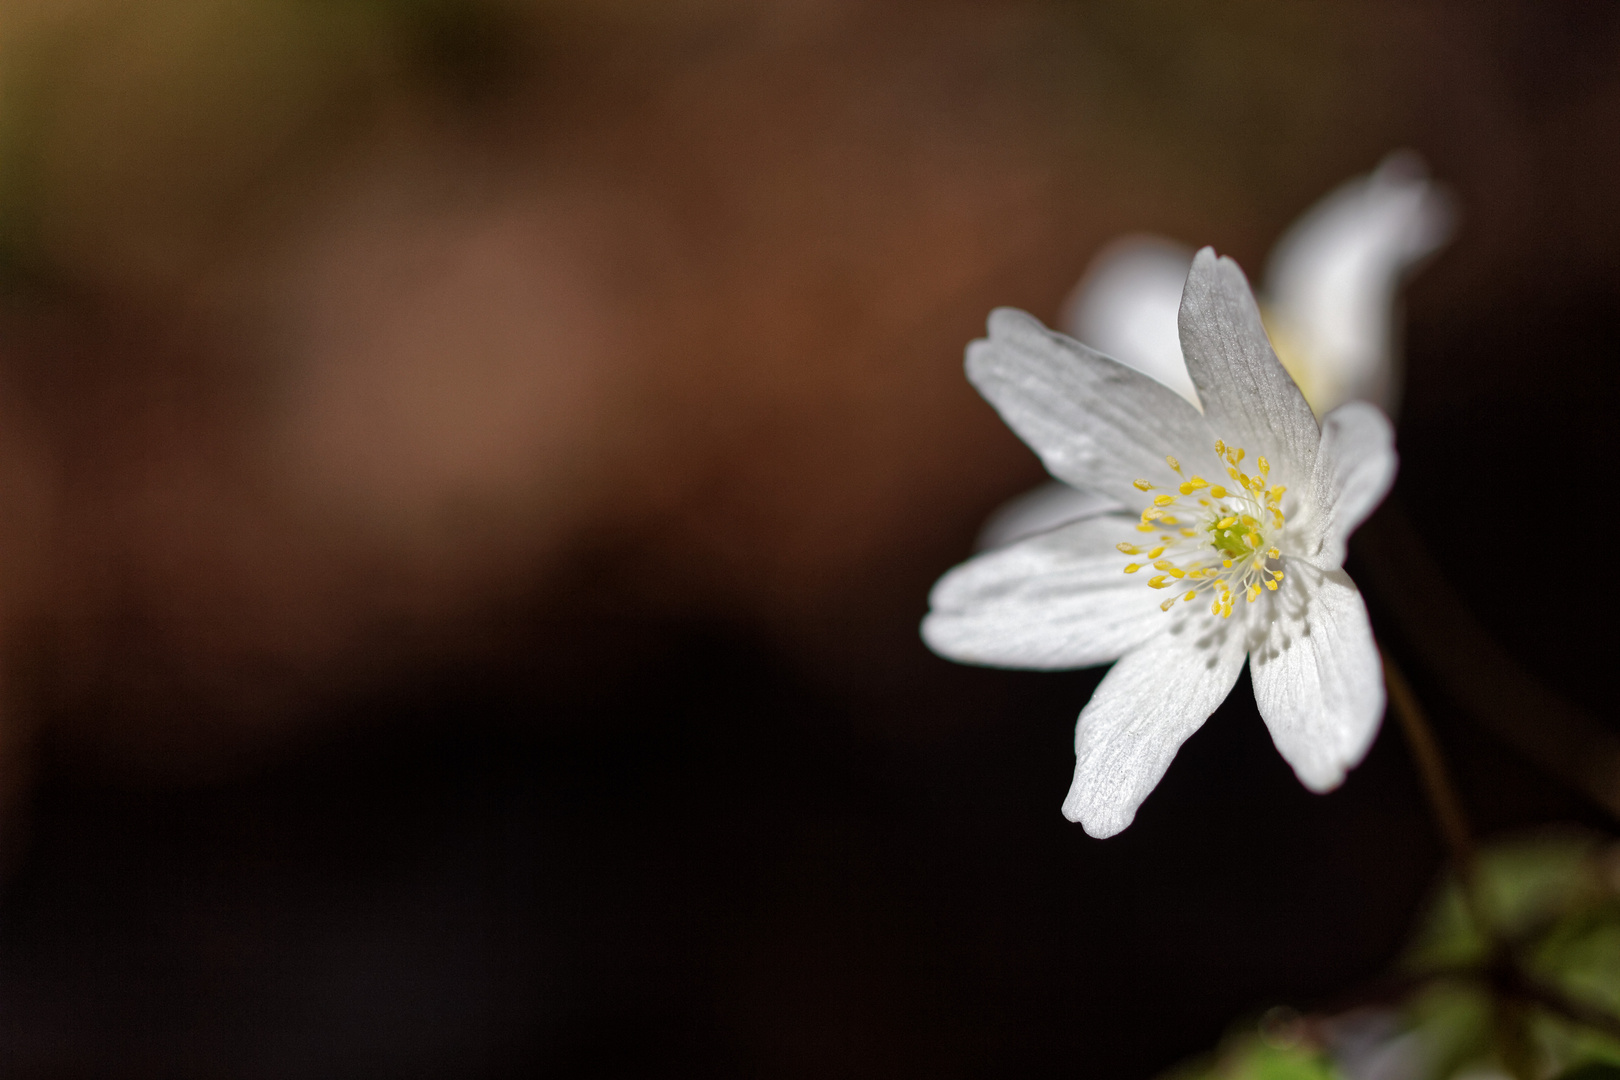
xmin=1381 ymin=645 xmax=1535 ymax=1077
xmin=1381 ymin=645 xmax=1477 ymax=875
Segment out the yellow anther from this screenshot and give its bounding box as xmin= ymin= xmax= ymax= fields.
xmin=1272 ymin=571 xmax=1285 ymax=581
xmin=1216 ymin=516 xmax=1237 ymax=529
xmin=1180 ymin=529 xmax=1197 ymax=538
xmin=1141 ymin=509 xmax=1162 ymax=521
xmin=1214 ymin=440 xmax=1225 ymax=455
xmin=1211 ymin=599 xmax=1221 ymax=616
xmin=1257 ymin=456 xmax=1270 ymax=475
xmin=1161 ymin=516 xmax=1179 ymax=525
xmin=1134 ymin=479 xmax=1154 ymax=492
xmin=1123 ymin=563 xmax=1140 ymax=574
xmin=1265 ymin=579 xmax=1278 ymax=591
xmin=1160 ymin=597 xmax=1177 ymax=612
xmin=1247 ymin=584 xmax=1261 ymax=602
xmin=1147 ymin=546 xmax=1165 ymax=558
xmin=1227 ymin=467 xmax=1241 ymax=481
xmin=1148 ymin=576 xmax=1171 ymax=589
xmin=1178 ymin=477 xmax=1209 ymax=495
xmin=1152 ymin=559 xmax=1174 ymax=571
xmin=1168 ymin=567 xmax=1186 ymax=579
xmin=1183 ymin=591 xmax=1196 ymax=602
xmin=1153 ymin=494 xmax=1175 ymax=507
xmin=1245 ymin=531 xmax=1261 ymax=548
xmin=1240 ymin=515 xmax=1258 ymax=527
xmin=1166 ymin=455 xmax=1182 ymax=473
xmin=1269 ymin=485 xmax=1286 ymax=503
xmin=1209 ymin=486 xmax=1227 ymax=499
xmin=1136 ymin=523 xmax=1156 ymax=532
xmin=1232 ymin=448 xmax=1245 ymax=463
xmin=1117 ymin=543 xmax=1140 ymax=555
xmin=1267 ymin=547 xmax=1281 ymax=560
xmin=1222 ymin=559 xmax=1234 ymax=569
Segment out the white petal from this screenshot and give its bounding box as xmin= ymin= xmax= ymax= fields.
xmin=1264 ymin=152 xmax=1455 ymax=416
xmin=967 ymin=308 xmax=1218 ymax=507
xmin=975 ymin=481 xmax=1123 ymax=551
xmin=1308 ymin=401 xmax=1397 ymax=568
xmin=1059 ymin=236 xmax=1200 ymax=407
xmin=1250 ymin=564 xmax=1383 ymax=792
xmin=1178 ymin=249 xmax=1320 ymax=484
xmin=923 ymin=515 xmax=1167 ymax=671
xmin=1062 ymin=609 xmax=1249 ymax=837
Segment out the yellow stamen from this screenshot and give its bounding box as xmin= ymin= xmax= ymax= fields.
xmin=1134 ymin=479 xmax=1154 ymax=492
xmin=1166 ymin=456 xmax=1182 ymax=473
xmin=1117 ymin=543 xmax=1140 ymax=555
xmin=1123 ymin=563 xmax=1140 ymax=574
xmin=1148 ymin=576 xmax=1171 ymax=589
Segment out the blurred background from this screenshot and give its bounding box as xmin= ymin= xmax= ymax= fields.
xmin=0 ymin=1 xmax=1615 ymax=1076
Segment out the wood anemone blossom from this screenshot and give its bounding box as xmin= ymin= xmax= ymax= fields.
xmin=923 ymin=248 xmax=1397 ymax=838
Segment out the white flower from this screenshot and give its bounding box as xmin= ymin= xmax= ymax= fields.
xmin=980 ymin=153 xmax=1448 ymax=552
xmin=922 ymin=248 xmax=1397 ymax=838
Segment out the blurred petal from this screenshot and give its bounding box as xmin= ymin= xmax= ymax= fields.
xmin=1060 ymin=236 xmax=1200 ymax=407
xmin=1264 ymin=152 xmax=1455 ymax=415
xmin=1250 ymin=565 xmax=1383 ymax=792
xmin=1179 ymin=248 xmax=1321 ymax=482
xmin=1309 ymin=401 xmax=1398 ymax=568
xmin=966 ymin=308 xmax=1219 ymax=507
xmin=924 ymin=515 xmax=1165 ymax=670
xmin=1062 ymin=609 xmax=1249 ymax=837
xmin=975 ymin=481 xmax=1123 ymax=550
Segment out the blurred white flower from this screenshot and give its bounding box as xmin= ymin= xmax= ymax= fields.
xmin=981 ymin=153 xmax=1448 ymax=551
xmin=923 ymin=249 xmax=1396 ymax=837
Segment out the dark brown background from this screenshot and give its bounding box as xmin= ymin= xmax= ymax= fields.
xmin=0 ymin=1 xmax=1614 ymax=1076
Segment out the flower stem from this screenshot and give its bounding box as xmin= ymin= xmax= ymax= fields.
xmin=1381 ymin=645 xmax=1536 ymax=1078
xmin=1380 ymin=645 xmax=1476 ymax=875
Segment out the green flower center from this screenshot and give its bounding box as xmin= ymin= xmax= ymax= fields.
xmin=1116 ymin=439 xmax=1289 ymax=618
